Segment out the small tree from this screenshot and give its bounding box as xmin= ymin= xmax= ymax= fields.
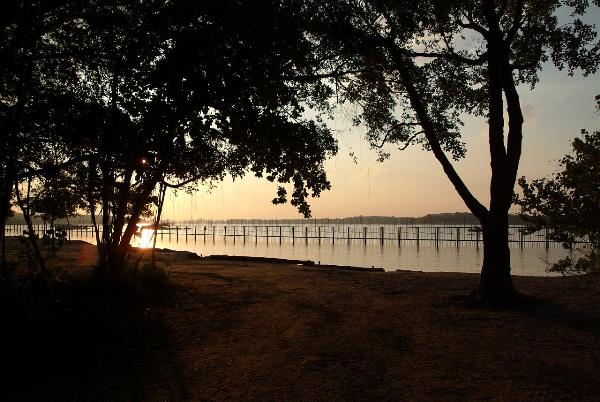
xmin=518 ymin=125 xmax=600 ymax=275
xmin=30 ymin=169 xmax=80 ymax=255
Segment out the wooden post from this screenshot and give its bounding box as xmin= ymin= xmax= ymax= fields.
xmin=456 ymin=227 xmax=460 ymax=248
xmin=520 ymin=230 xmax=524 ymax=249
xmin=255 ymin=226 xmax=258 ymax=243
xmin=305 ymin=226 xmax=308 ymax=243
xmin=416 ymin=227 xmax=420 ymax=248
xmin=185 ymin=226 xmax=188 ymax=241
xmin=318 ymin=226 xmax=321 ymax=244
xmin=176 ymin=226 xmax=179 ymax=241
xmin=266 ymin=226 xmax=269 ymax=244
xmin=292 ymin=226 xmax=295 ymax=244
xmin=435 ymin=227 xmax=439 ymax=247
xmin=545 ymin=227 xmax=549 ymax=250
xmin=347 ymin=226 xmax=350 ymax=242
xmin=363 ymin=226 xmax=367 ymax=244
xmin=233 ymin=226 xmax=236 ymax=243
xmin=194 ymin=226 xmax=197 ymax=242
xmin=380 ymin=226 xmax=384 ymax=245
xmin=212 ymin=226 xmax=215 ymax=241
xmin=397 ymin=227 xmax=401 ymax=246
xmin=332 ymin=226 xmax=335 ymax=244
xmin=224 ymin=226 xmax=227 ymax=240
xmin=476 ymin=229 xmax=480 ymax=249
xmin=279 ymin=226 xmax=282 ymax=244
xmin=243 ymin=226 xmax=246 ymax=242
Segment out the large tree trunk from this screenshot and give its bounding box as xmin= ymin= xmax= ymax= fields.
xmin=477 ymin=212 xmax=517 ymax=304
xmin=103 ymin=179 xmax=158 ymax=280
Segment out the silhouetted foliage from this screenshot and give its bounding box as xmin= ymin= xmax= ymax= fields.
xmin=306 ymin=0 xmax=600 ymax=303
xmin=2 ymin=1 xmax=338 ymax=280
xmin=518 ymin=126 xmax=600 ymax=275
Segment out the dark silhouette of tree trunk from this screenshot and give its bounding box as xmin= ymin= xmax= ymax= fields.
xmin=14 ymin=179 xmax=47 ymax=275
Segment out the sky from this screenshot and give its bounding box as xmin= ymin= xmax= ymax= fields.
xmin=162 ymin=63 xmax=599 ymax=222
xmin=162 ymin=12 xmax=600 ymax=222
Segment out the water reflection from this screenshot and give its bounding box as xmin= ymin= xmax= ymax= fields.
xmin=76 ymin=228 xmax=579 ymax=277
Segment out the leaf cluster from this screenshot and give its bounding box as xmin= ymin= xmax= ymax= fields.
xmin=517 ymin=128 xmax=600 ymax=274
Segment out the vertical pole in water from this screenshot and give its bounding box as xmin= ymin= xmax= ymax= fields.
xmin=194 ymin=226 xmax=197 ymax=242
xmin=224 ymin=226 xmax=227 ymax=240
xmin=363 ymin=226 xmax=367 ymax=244
xmin=266 ymin=226 xmax=269 ymax=244
xmin=168 ymin=226 xmax=171 ymax=241
xmin=243 ymin=226 xmax=246 ymax=242
xmin=347 ymin=227 xmax=350 ymax=242
xmin=203 ymin=226 xmax=206 ymax=241
xmin=292 ymin=226 xmax=295 ymax=244
xmin=318 ymin=226 xmax=321 ymax=245
xmin=255 ymin=226 xmax=258 ymax=243
xmin=279 ymin=226 xmax=282 ymax=244
xmin=332 ymin=227 xmax=335 ymax=244
xmin=476 ymin=229 xmax=480 ymax=249
xmin=397 ymin=227 xmax=401 ymax=247
xmin=416 ymin=227 xmax=420 ymax=248
xmin=520 ymin=230 xmax=524 ymax=249
xmin=176 ymin=226 xmax=179 ymax=242
xmin=185 ymin=226 xmax=188 ymax=241
xmin=456 ymin=227 xmax=460 ymax=248
xmin=212 ymin=226 xmax=215 ymax=241
xmin=435 ymin=227 xmax=439 ymax=247
xmin=305 ymin=226 xmax=308 ymax=243
xmin=545 ymin=227 xmax=549 ymax=250
xmin=380 ymin=226 xmax=384 ymax=245
xmin=233 ymin=226 xmax=236 ymax=244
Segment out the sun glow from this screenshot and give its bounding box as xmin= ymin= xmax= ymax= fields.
xmin=137 ymin=227 xmax=155 ymax=248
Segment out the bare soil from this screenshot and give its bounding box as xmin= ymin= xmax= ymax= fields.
xmin=1 ymin=239 xmax=600 ymax=401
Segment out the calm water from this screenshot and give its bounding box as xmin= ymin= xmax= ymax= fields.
xmin=67 ymin=227 xmax=575 ymax=277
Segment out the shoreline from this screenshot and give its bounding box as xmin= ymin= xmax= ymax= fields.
xmin=4 ymin=236 xmax=561 ymax=277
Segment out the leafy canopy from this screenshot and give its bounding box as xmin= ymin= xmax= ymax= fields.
xmin=518 ymin=123 xmax=600 ymax=274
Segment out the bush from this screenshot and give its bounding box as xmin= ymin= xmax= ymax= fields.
xmin=137 ymin=262 xmax=172 ymax=289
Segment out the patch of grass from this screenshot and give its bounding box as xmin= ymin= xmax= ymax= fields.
xmin=121 ymin=261 xmax=173 ymax=290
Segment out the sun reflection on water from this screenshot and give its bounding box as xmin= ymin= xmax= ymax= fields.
xmin=136 ymin=226 xmax=156 ymax=248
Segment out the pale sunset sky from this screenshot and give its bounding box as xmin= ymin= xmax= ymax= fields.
xmin=162 ymin=64 xmax=599 ymax=222
xmin=163 ymin=9 xmax=600 ymax=222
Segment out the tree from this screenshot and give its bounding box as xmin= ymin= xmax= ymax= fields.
xmin=308 ymin=0 xmax=600 ymax=303
xmin=517 ymin=117 xmax=600 ymax=274
xmin=55 ymin=0 xmax=338 ymax=279
xmin=1 ymin=0 xmax=90 ymax=275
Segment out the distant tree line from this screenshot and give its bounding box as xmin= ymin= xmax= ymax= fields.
xmin=191 ymin=212 xmax=527 ymax=226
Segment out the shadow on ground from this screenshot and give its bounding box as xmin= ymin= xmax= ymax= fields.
xmin=0 ymin=280 xmax=187 ymax=401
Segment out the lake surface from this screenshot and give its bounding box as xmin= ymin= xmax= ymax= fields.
xmin=67 ymin=226 xmax=575 ymax=277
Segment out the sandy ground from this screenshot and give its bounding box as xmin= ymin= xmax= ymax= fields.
xmin=1 ymin=239 xmax=600 ymax=401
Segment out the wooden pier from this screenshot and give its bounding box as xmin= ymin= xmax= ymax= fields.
xmin=3 ymin=223 xmax=573 ymax=249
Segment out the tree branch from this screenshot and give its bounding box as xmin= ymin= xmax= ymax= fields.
xmin=408 ymin=50 xmax=488 ymax=66
xmin=386 ymin=43 xmax=488 ymax=220
xmin=505 ymin=0 xmax=524 ymax=45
